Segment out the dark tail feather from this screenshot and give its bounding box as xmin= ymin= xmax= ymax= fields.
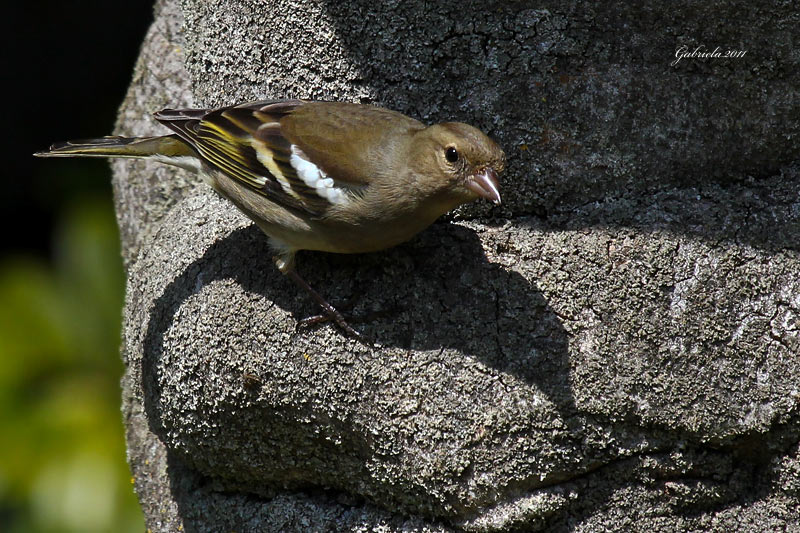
xmin=34 ymin=134 xmax=196 ymax=160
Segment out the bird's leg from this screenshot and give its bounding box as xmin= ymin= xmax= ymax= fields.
xmin=284 ymin=268 xmax=366 ymax=342
xmin=272 ymin=250 xmax=367 ymax=342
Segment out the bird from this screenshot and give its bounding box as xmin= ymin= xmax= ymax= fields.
xmin=35 ymin=99 xmax=506 ymax=341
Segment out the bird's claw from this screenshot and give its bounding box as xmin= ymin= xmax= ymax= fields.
xmin=296 ymin=309 xmax=370 ymax=345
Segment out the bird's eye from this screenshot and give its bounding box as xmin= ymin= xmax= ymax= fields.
xmin=445 ymin=146 xmax=459 ymax=163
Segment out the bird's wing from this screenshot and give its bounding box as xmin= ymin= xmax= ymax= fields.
xmin=278 ymin=101 xmax=425 ymax=186
xmin=154 ymin=99 xmax=352 ymax=217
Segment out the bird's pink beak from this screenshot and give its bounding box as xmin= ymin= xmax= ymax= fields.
xmin=466 ymin=167 xmax=501 ymax=205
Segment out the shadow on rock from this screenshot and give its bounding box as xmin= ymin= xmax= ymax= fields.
xmin=142 ymin=221 xmax=576 ymax=435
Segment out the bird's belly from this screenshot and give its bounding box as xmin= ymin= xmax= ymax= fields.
xmin=303 ymin=215 xmax=435 ymax=254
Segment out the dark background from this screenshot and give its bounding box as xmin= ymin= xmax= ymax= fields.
xmin=5 ymin=2 xmax=153 ymax=258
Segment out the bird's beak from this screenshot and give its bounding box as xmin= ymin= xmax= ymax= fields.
xmin=465 ymin=167 xmax=501 ymax=205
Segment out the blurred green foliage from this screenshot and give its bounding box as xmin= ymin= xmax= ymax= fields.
xmin=0 ymin=196 xmax=144 ymax=532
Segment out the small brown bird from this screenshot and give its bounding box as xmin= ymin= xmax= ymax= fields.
xmin=35 ymin=99 xmax=506 ymax=340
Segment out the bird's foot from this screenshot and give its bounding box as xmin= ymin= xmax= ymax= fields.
xmin=296 ymin=305 xmax=368 ymax=344
xmin=285 ymin=269 xmax=371 ymax=345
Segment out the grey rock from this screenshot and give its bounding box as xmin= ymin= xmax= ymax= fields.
xmin=119 ymin=0 xmax=800 ymax=531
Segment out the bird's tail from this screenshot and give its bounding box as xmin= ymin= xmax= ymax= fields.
xmin=34 ymin=134 xmax=199 ymax=169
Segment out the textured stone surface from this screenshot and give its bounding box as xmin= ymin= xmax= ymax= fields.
xmin=118 ymin=0 xmax=800 ymax=531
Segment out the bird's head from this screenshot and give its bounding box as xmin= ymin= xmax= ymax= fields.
xmin=411 ymin=122 xmax=505 ymax=207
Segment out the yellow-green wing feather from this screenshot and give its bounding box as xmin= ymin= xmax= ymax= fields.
xmin=154 ymin=100 xmax=329 ymax=217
